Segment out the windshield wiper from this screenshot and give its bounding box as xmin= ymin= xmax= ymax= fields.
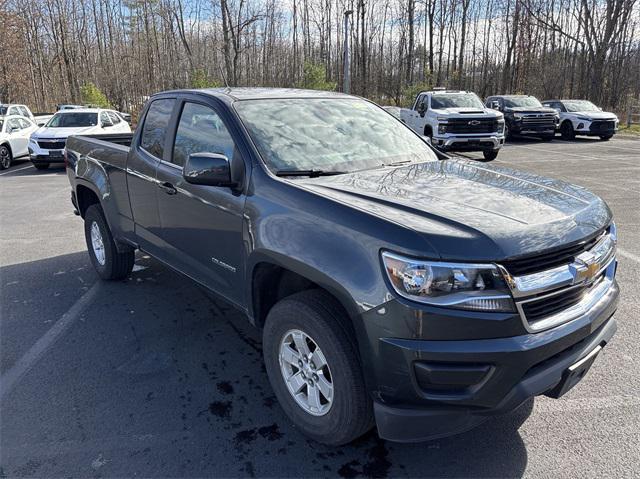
xmin=385 ymin=160 xmax=413 ymax=167
xmin=275 ymin=169 xmax=347 ymax=178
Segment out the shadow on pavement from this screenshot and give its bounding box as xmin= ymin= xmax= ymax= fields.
xmin=1 ymin=252 xmax=530 ymax=478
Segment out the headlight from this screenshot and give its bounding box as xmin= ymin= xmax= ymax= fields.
xmin=576 ymin=116 xmax=590 ymax=121
xmin=436 ymin=117 xmax=448 ymax=121
xmin=438 ymin=124 xmax=447 ymax=134
xmin=381 ymin=252 xmax=515 ymax=312
xmin=513 ymin=113 xmax=523 ymax=120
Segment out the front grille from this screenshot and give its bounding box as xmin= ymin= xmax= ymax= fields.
xmin=38 ymin=139 xmax=66 ymax=150
xmin=520 ymin=273 xmax=605 ymax=323
xmin=589 ymin=120 xmax=615 ymax=132
xmin=502 ymin=231 xmax=605 ymax=276
xmin=521 ymin=114 xmax=556 ymax=128
xmin=445 ymin=118 xmax=499 ymax=134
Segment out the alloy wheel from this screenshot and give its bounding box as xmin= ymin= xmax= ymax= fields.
xmin=279 ymin=329 xmax=334 ymax=416
xmin=90 ymin=221 xmax=106 ymax=266
xmin=0 ymin=147 xmax=10 ymax=169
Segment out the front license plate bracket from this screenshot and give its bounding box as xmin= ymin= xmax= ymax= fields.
xmin=545 ymin=345 xmax=602 ymax=399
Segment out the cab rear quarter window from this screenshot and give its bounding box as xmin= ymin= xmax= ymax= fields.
xmin=140 ymin=99 xmax=176 ymax=159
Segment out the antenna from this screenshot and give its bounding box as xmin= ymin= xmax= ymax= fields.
xmin=218 ymin=64 xmax=230 ymax=90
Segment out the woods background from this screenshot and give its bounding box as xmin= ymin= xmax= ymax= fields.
xmin=1 ymin=0 xmax=639 ymax=119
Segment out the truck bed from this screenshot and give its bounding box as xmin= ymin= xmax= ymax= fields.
xmin=71 ymin=133 xmax=134 ymax=148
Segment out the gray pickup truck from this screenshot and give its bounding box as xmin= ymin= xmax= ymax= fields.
xmin=65 ymin=88 xmax=619 ymax=445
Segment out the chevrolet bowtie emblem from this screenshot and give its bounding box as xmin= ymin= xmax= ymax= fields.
xmin=572 ymin=256 xmax=601 ymax=284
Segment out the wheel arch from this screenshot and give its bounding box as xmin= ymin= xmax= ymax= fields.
xmin=0 ymin=141 xmax=13 ymax=157
xmin=75 ymin=182 xmax=101 ymax=218
xmin=246 ymin=251 xmax=360 ymax=330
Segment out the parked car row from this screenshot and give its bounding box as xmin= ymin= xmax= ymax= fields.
xmin=0 ymin=107 xmax=131 ymax=169
xmin=398 ymin=89 xmax=619 ymax=161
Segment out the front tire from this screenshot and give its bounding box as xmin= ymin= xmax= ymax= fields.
xmin=263 ymin=289 xmax=373 ymax=445
xmin=33 ymin=163 xmax=50 ymax=170
xmin=560 ymin=121 xmax=575 ymax=140
xmin=482 ymin=150 xmax=499 ymax=161
xmin=84 ymin=204 xmax=135 ymax=280
xmin=0 ymin=145 xmax=12 ymax=170
xmin=504 ymin=123 xmax=512 ymax=140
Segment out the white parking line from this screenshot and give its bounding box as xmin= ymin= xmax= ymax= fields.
xmin=0 ymin=165 xmax=33 ymax=176
xmin=618 ymin=248 xmax=640 ymax=264
xmin=0 ymin=282 xmax=101 ymax=401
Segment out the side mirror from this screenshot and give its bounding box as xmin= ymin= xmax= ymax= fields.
xmin=417 ymin=102 xmax=427 ymax=117
xmin=183 ymin=152 xmax=235 ymax=187
xmin=491 ymin=101 xmax=501 ymax=110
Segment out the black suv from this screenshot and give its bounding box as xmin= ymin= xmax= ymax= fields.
xmin=486 ymin=95 xmax=558 ymax=140
xmin=65 ymin=88 xmax=618 ymax=445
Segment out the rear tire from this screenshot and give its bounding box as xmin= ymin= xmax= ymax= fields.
xmin=84 ymin=204 xmax=135 ymax=280
xmin=0 ymin=145 xmax=12 ymax=170
xmin=33 ymin=163 xmax=49 ymax=170
xmin=482 ymin=150 xmax=499 ymax=161
xmin=263 ymin=289 xmax=373 ymax=445
xmin=560 ymin=121 xmax=575 ymax=140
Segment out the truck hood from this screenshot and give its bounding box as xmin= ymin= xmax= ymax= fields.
xmin=33 ymin=126 xmax=99 ymax=139
xmin=300 ymin=159 xmax=611 ymax=261
xmin=506 ymin=107 xmax=557 ymax=115
xmin=569 ymin=111 xmax=617 ymax=121
xmin=431 ymin=107 xmax=500 ymax=118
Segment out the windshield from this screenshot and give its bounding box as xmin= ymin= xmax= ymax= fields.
xmin=46 ymin=112 xmax=98 ymax=128
xmin=234 ymin=98 xmax=438 ymax=174
xmin=563 ymin=100 xmax=599 ymax=112
xmin=503 ymin=97 xmax=543 ymax=108
xmin=430 ymin=93 xmax=484 ymax=109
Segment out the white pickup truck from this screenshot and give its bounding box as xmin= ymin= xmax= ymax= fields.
xmin=400 ymin=90 xmax=505 ymax=161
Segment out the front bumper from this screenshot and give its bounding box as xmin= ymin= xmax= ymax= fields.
xmin=432 ymin=134 xmax=504 ymax=152
xmin=574 ymin=120 xmax=618 ymax=137
xmin=364 ymin=276 xmax=619 ymax=442
xmin=28 ymin=144 xmax=66 ymax=164
xmin=511 ymin=124 xmax=556 ymax=136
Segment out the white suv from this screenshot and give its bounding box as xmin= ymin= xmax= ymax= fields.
xmin=29 ymin=108 xmax=131 ymax=169
xmin=0 ymin=115 xmax=39 ymax=169
xmin=400 ymin=90 xmax=505 ymax=161
xmin=542 ymin=99 xmax=619 ymax=141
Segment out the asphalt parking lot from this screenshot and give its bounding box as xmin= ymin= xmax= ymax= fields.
xmin=1 ymin=136 xmax=639 ymax=478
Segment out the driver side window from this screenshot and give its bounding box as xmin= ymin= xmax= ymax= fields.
xmin=172 ymin=102 xmax=236 ymax=168
xmin=100 ymin=112 xmax=112 ymax=127
xmin=7 ymin=118 xmax=22 ymax=132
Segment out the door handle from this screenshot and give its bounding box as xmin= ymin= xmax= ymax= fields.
xmin=159 ymin=181 xmax=177 ymax=195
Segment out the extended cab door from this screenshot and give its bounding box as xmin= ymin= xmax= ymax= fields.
xmin=127 ymin=97 xmax=177 ymax=253
xmin=154 ymin=97 xmax=247 ymax=305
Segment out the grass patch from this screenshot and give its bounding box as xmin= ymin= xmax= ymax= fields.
xmin=618 ymin=124 xmax=640 ymax=135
